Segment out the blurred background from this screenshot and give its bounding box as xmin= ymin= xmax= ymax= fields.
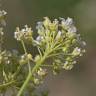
xmin=1 ymin=0 xmax=96 ymax=96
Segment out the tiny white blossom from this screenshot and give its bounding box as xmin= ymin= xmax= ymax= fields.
xmin=53 ymin=19 xmax=59 ymax=25
xmin=72 ymin=61 xmax=77 ymax=64
xmin=14 ymin=31 xmax=22 ymax=41
xmin=7 ymin=60 xmax=10 ymax=64
xmin=21 ymin=55 xmax=25 ymax=59
xmin=0 ymin=32 xmax=4 ymax=36
xmin=36 ymin=22 xmax=43 ymax=30
xmin=14 ymin=26 xmax=33 ymax=41
xmin=61 ymin=17 xmax=77 ymax=32
xmin=82 ymin=41 xmax=86 ymax=46
xmin=37 ymin=68 xmax=47 ymax=76
xmin=0 ymin=10 xmax=7 ymax=17
xmin=65 ymin=17 xmax=73 ymax=26
xmin=63 ymin=61 xmax=74 ymax=70
xmin=72 ymin=47 xmax=81 ymax=56
xmin=56 ymin=31 xmax=62 ymax=39
xmin=36 ymin=35 xmax=44 ymax=43
xmin=0 ymin=28 xmax=4 ymax=35
xmin=36 ymin=36 xmax=42 ymax=41
xmin=68 ymin=26 xmax=77 ymax=33
xmin=21 ymin=29 xmax=26 ymax=32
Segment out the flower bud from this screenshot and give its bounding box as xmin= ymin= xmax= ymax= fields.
xmin=63 ymin=61 xmax=73 ymax=70
xmin=43 ymin=17 xmax=51 ymax=28
xmin=34 ymin=55 xmax=41 ymax=63
xmin=55 ymin=31 xmax=62 ymax=40
xmin=33 ymin=78 xmax=40 ymax=85
xmin=27 ymin=54 xmax=33 ymax=60
xmin=72 ymin=47 xmax=81 ymax=56
xmin=37 ymin=68 xmax=47 ymax=77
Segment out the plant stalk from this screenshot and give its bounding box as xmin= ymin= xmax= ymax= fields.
xmin=17 ymin=53 xmax=47 ymax=96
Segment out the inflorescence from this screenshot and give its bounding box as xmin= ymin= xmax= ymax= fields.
xmin=0 ymin=10 xmax=86 ymax=96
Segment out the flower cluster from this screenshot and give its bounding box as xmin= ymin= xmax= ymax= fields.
xmin=0 ymin=15 xmax=86 ymax=96
xmin=19 ymin=53 xmax=33 ymax=65
xmin=60 ymin=17 xmax=77 ymax=32
xmin=14 ymin=25 xmax=33 ymax=42
xmin=0 ymin=50 xmax=11 ymax=64
xmin=34 ymin=17 xmax=86 ymax=72
xmin=32 ymin=68 xmax=47 ymax=85
xmin=0 ymin=50 xmax=20 ymax=85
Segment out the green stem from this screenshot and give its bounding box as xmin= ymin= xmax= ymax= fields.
xmin=12 ymin=65 xmax=22 ymax=78
xmin=0 ymin=80 xmax=16 ymax=89
xmin=41 ymin=64 xmax=53 ymax=67
xmin=17 ymin=72 xmax=31 ymax=96
xmin=17 ymin=53 xmax=47 ymax=96
xmin=21 ymin=40 xmax=32 ymax=73
xmin=17 ymin=39 xmax=52 ymax=96
xmin=21 ymin=40 xmax=27 ymax=54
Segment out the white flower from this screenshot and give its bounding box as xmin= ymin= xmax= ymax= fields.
xmin=36 ymin=22 xmax=43 ymax=30
xmin=68 ymin=26 xmax=77 ymax=33
xmin=43 ymin=17 xmax=51 ymax=28
xmin=0 ymin=28 xmax=4 ymax=35
xmin=7 ymin=60 xmax=10 ymax=64
xmin=21 ymin=29 xmax=26 ymax=32
xmin=63 ymin=61 xmax=74 ymax=70
xmin=72 ymin=61 xmax=77 ymax=64
xmin=14 ymin=31 xmax=22 ymax=41
xmin=67 ymin=31 xmax=76 ymax=38
xmin=0 ymin=10 xmax=7 ymax=17
xmin=53 ymin=19 xmax=59 ymax=25
xmin=82 ymin=41 xmax=86 ymax=46
xmin=37 ymin=68 xmax=47 ymax=76
xmin=21 ymin=55 xmax=25 ymax=59
xmin=0 ymin=31 xmax=4 ymax=36
xmin=56 ymin=31 xmax=62 ymax=39
xmin=36 ymin=36 xmax=43 ymax=42
xmin=33 ymin=78 xmax=40 ymax=85
xmin=64 ymin=17 xmax=73 ymax=26
xmin=61 ymin=17 xmax=77 ymax=32
xmin=14 ymin=25 xmax=33 ymax=41
xmin=36 ymin=36 xmax=42 ymax=41
xmin=72 ymin=47 xmax=81 ymax=56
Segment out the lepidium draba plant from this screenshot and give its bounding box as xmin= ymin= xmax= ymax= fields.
xmin=0 ymin=10 xmax=86 ymax=96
